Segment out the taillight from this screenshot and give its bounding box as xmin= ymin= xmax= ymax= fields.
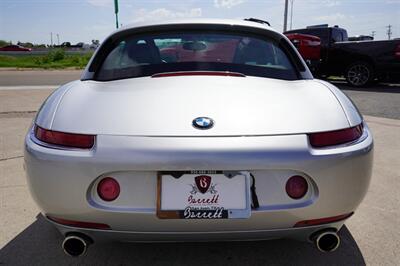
xmin=97 ymin=177 xmax=120 ymax=201
xmin=34 ymin=125 xmax=95 ymax=149
xmin=395 ymin=44 xmax=400 ymax=59
xmin=308 ymin=124 xmax=363 ymax=148
xmin=286 ymin=175 xmax=308 ymax=199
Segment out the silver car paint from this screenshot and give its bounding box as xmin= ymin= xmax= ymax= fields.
xmin=25 ymin=19 xmax=373 ymax=243
xmin=314 ymin=79 xmax=363 ymax=126
xmin=25 ymin=123 xmax=372 ymax=239
xmin=36 ymin=76 xmax=358 ymax=136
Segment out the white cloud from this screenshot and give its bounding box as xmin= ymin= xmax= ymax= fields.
xmin=322 ymin=0 xmax=341 ymax=7
xmin=130 ymin=8 xmax=202 ymax=24
xmin=315 ymin=13 xmax=346 ymax=22
xmin=214 ymin=0 xmax=245 ymax=9
xmin=87 ymin=0 xmax=113 ymax=7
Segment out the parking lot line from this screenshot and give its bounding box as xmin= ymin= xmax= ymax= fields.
xmin=0 ymin=85 xmax=57 ymax=90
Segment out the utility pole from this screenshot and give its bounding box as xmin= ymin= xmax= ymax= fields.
xmin=371 ymin=31 xmax=376 ymax=39
xmin=283 ymin=0 xmax=289 ymax=32
xmin=114 ymin=0 xmax=119 ymax=29
xmin=50 ymin=32 xmax=53 ymax=47
xmin=56 ymin=34 xmax=60 ymax=45
xmin=386 ymin=25 xmax=392 ymax=40
xmin=290 ymin=0 xmax=294 ymax=30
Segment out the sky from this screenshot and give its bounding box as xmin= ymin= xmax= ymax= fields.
xmin=0 ymin=0 xmax=399 ymax=45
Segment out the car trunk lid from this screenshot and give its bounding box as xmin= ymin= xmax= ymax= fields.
xmin=50 ymin=76 xmax=350 ymax=136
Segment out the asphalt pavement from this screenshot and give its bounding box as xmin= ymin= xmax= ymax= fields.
xmin=0 ymin=69 xmax=81 ymax=86
xmin=331 ymin=81 xmax=400 ymax=120
xmin=0 ymin=70 xmax=399 ymax=265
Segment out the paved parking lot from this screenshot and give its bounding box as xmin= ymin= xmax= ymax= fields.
xmin=331 ymin=81 xmax=400 ymax=120
xmin=0 ymin=70 xmax=399 ymax=265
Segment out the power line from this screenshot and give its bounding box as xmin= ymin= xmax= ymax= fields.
xmin=386 ymin=25 xmax=392 ymax=40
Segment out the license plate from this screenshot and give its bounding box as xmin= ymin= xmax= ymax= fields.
xmin=156 ymin=171 xmax=251 ymax=219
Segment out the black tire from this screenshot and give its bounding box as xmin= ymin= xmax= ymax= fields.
xmin=345 ymin=61 xmax=374 ymax=87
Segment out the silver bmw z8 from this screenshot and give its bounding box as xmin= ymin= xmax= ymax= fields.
xmin=24 ymin=19 xmax=373 ymax=256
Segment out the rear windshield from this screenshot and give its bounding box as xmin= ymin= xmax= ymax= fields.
xmin=95 ymin=31 xmax=299 ymax=81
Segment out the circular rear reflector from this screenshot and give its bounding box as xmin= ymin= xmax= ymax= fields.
xmin=285 ymin=175 xmax=308 ymax=199
xmin=97 ymin=177 xmax=120 ymax=201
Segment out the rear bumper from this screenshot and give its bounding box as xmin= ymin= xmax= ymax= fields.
xmin=48 ymin=215 xmax=346 ymax=243
xmin=25 ymin=124 xmax=373 ymax=241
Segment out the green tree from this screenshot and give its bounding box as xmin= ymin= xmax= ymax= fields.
xmin=0 ymin=40 xmax=10 ymax=47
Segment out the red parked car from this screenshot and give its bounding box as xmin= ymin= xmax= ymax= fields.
xmin=0 ymin=45 xmax=32 ymax=52
xmin=285 ymin=33 xmax=321 ymax=73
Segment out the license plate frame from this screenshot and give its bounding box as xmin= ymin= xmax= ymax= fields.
xmin=156 ymin=171 xmax=251 ymax=219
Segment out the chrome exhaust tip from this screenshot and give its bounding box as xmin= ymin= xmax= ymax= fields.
xmin=62 ymin=234 xmax=90 ymax=257
xmin=314 ymin=231 xmax=340 ymax=252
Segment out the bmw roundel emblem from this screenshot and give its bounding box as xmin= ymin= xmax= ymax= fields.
xmin=192 ymin=117 xmax=214 ymax=130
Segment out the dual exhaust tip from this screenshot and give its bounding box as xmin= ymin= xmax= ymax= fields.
xmin=62 ymin=229 xmax=340 ymax=256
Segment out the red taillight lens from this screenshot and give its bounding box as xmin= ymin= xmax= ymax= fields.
xmin=47 ymin=216 xmax=111 ymax=229
xmin=97 ymin=177 xmax=120 ymax=201
xmin=286 ymin=175 xmax=308 ymax=199
xmin=308 ymin=124 xmax=363 ymax=148
xmin=34 ymin=125 xmax=95 ymax=149
xmin=395 ymin=44 xmax=400 ymax=59
xmin=293 ymin=212 xmax=354 ymax=227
